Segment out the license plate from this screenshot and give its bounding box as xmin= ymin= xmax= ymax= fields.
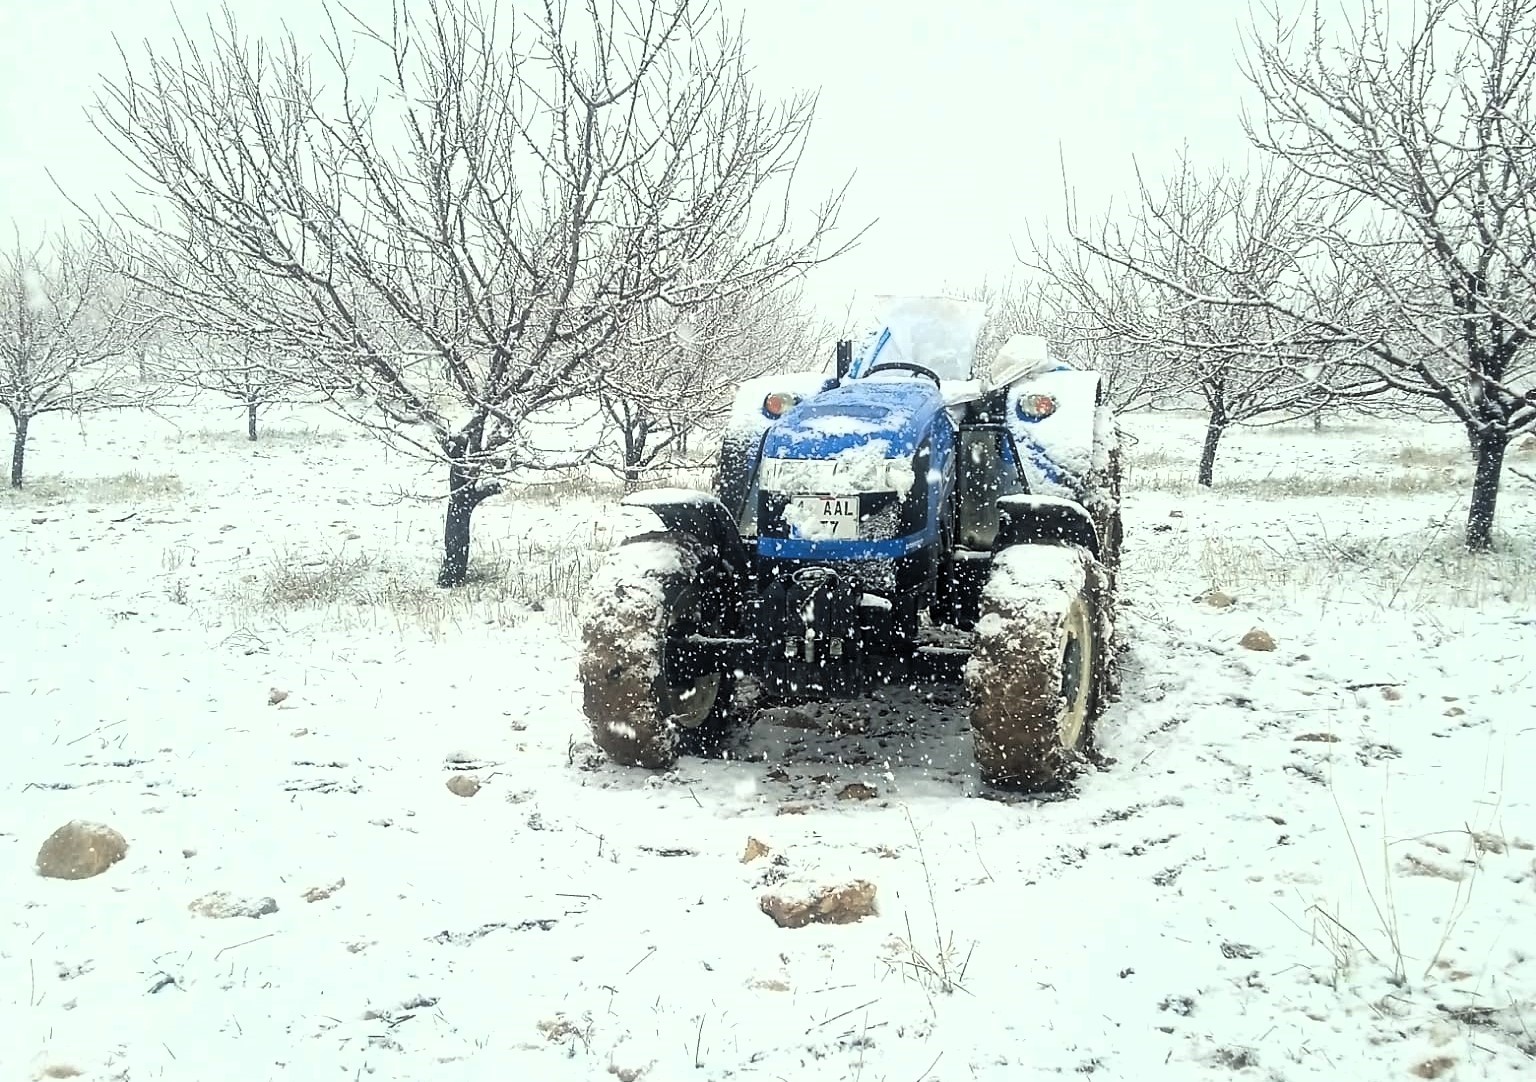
xmin=786 ymin=495 xmax=859 ymax=540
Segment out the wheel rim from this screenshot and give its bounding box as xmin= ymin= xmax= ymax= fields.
xmin=659 ymin=584 xmax=724 ymax=729
xmin=1056 ymin=598 xmax=1094 ymax=749
xmin=661 ymin=670 xmax=723 ymax=728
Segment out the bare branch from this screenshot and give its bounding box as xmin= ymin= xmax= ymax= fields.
xmin=81 ymin=0 xmax=862 ymax=582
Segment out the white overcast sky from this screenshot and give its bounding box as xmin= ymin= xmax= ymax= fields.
xmin=2 ymin=0 xmax=1280 ymax=323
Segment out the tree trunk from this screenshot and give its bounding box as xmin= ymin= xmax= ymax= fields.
xmin=1466 ymin=421 xmax=1483 ymax=457
xmin=9 ymin=413 xmax=29 ymax=489
xmin=247 ymin=400 xmax=258 ymax=441
xmin=1465 ymin=428 xmax=1508 ymax=553
xmin=438 ymin=465 xmax=484 ymax=587
xmin=1198 ymin=412 xmax=1225 ymax=487
xmin=622 ymin=429 xmax=645 ymax=493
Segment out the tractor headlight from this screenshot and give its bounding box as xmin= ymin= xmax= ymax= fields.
xmin=882 ymin=458 xmax=915 ymax=494
xmin=762 ymin=391 xmax=802 ymax=419
xmin=1015 ymin=393 xmax=1057 ymax=421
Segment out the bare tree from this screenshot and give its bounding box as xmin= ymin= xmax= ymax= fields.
xmin=595 ymin=274 xmax=829 ymax=486
xmin=156 ymin=333 xmax=306 ymax=441
xmin=963 ymin=270 xmax=1181 ymax=412
xmin=1077 ymin=1 xmax=1536 ymax=547
xmin=1065 ymin=152 xmax=1374 ymax=485
xmin=1242 ymin=0 xmax=1536 ymax=547
xmin=86 ymin=0 xmax=856 ymax=584
xmin=0 ymin=232 xmax=154 ymax=488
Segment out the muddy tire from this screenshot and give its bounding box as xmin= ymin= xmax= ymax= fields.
xmin=965 ymin=543 xmax=1110 ymax=791
xmin=578 ymin=531 xmax=740 ymax=770
xmin=1085 ymin=433 xmax=1124 ymax=704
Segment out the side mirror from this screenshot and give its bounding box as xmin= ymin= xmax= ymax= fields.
xmin=835 ymin=339 xmax=853 ymax=380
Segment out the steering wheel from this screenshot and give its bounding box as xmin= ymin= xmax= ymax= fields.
xmin=865 ymin=361 xmax=943 ymax=386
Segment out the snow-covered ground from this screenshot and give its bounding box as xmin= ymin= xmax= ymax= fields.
xmin=3 ymin=403 xmax=1534 ymax=1081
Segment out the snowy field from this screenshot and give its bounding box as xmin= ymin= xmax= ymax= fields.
xmin=3 ymin=403 xmax=1535 ymax=1081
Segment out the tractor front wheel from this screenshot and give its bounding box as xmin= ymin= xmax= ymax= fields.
xmin=965 ymin=543 xmax=1110 ymax=791
xmin=578 ymin=531 xmax=741 ymax=770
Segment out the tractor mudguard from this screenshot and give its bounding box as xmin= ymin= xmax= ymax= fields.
xmin=996 ymin=494 xmax=1100 ymax=556
xmin=715 ymin=428 xmax=765 ymax=527
xmin=621 ymin=488 xmax=752 ymax=579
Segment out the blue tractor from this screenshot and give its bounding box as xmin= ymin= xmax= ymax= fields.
xmin=578 ymin=297 xmax=1123 ymax=791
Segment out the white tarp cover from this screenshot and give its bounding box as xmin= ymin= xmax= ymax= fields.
xmin=854 ymin=296 xmax=990 ymax=383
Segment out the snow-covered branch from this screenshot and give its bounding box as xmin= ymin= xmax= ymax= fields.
xmin=0 ymin=231 xmax=160 ymax=487
xmin=84 ymin=0 xmax=859 ymax=583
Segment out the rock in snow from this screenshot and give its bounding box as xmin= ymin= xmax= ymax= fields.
xmin=1239 ymin=628 xmax=1277 ymax=651
xmin=35 ymin=821 xmax=128 ymax=880
xmin=188 ymin=891 xmax=279 ymax=919
xmin=445 ymin=773 xmax=482 ymax=797
xmin=760 ymin=881 xmax=878 ymax=928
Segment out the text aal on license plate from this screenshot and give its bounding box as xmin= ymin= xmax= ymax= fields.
xmin=788 ymin=495 xmax=859 ymax=540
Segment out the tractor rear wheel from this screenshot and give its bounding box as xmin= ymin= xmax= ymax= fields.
xmin=578 ymin=531 xmax=740 ymax=769
xmin=965 ymin=543 xmax=1110 ymax=791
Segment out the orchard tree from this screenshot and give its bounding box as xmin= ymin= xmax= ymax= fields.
xmin=0 ymin=232 xmax=154 ymax=487
xmin=595 ymin=274 xmax=829 ymax=486
xmin=1080 ymin=0 xmax=1536 ymax=547
xmin=1242 ymin=0 xmax=1536 ymax=547
xmin=972 ymin=269 xmax=1182 ymax=413
xmin=86 ymin=0 xmax=856 ymax=584
xmin=158 ymin=335 xmax=305 ymax=441
xmin=1064 ymin=152 xmax=1375 ymax=485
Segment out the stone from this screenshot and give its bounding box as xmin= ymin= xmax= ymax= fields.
xmin=760 ymin=880 xmax=877 ymax=929
xmin=188 ymin=891 xmax=278 ymax=918
xmin=836 ymin=782 xmax=878 ymax=801
xmin=1239 ymin=628 xmax=1276 ymax=652
xmin=446 ymin=774 xmax=482 ymax=797
xmin=35 ymin=821 xmax=128 ymax=880
xmin=303 ymin=878 xmax=345 ymax=903
xmin=749 ymin=977 xmax=790 ymax=992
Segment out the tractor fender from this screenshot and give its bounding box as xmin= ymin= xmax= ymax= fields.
xmin=995 ymin=493 xmax=1100 ymax=556
xmin=1002 ymin=370 xmax=1103 ymax=499
xmin=714 ymin=427 xmax=765 ymax=528
xmin=621 ymin=488 xmax=752 ymax=579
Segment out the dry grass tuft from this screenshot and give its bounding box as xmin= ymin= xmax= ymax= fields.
xmin=503 ymin=467 xmax=717 ymax=505
xmin=1130 ymin=468 xmax=1462 ymax=498
xmin=1123 ymin=429 xmax=1481 ymax=497
xmin=170 ymin=425 xmax=348 ymax=446
xmin=1194 ymin=528 xmax=1535 ymax=609
xmin=1394 ymin=445 xmax=1465 ymax=470
xmin=222 ymin=527 xmax=613 ymax=638
xmin=0 ymin=471 xmax=184 ymax=505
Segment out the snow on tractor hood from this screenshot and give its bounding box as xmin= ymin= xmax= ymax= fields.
xmin=758 ymin=378 xmax=948 ymax=493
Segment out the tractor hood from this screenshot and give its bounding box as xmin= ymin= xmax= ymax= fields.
xmin=761 ymin=377 xmax=949 ymax=463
